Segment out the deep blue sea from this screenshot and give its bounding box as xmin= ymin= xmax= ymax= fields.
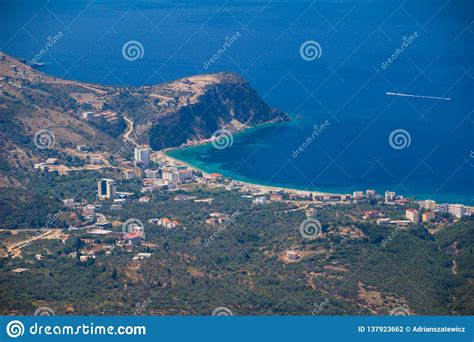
xmin=1 ymin=0 xmax=473 ymax=204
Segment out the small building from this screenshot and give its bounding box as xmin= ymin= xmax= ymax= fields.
xmin=89 ymin=157 xmax=104 ymax=165
xmin=286 ymin=250 xmax=301 ymax=261
xmin=79 ymin=252 xmax=96 ymax=262
xmin=390 ymin=220 xmax=410 ymax=226
xmin=206 ymin=217 xmax=224 ymax=225
xmin=376 ymin=218 xmax=391 ymax=226
xmin=253 ymin=196 xmax=268 ymax=205
xmin=385 ymin=191 xmax=396 ymax=203
xmin=406 ymin=209 xmax=419 ymax=223
xmin=340 ymin=194 xmax=351 ymax=201
xmin=124 ymin=168 xmax=137 ymax=179
xmin=157 ymin=218 xmax=179 ymax=229
xmin=82 ymin=111 xmax=94 ymax=119
xmin=144 ymin=169 xmax=159 ymax=178
xmin=173 ymin=195 xmax=197 ymax=201
xmin=113 ymin=198 xmax=127 ymax=203
xmin=124 ymin=232 xmax=144 ymax=246
xmin=83 ymin=204 xmax=95 ymax=215
xmin=366 ymin=189 xmax=376 ymax=198
xmin=422 ymin=212 xmax=435 ymax=222
xmin=77 ymin=145 xmax=92 ymax=152
xmin=162 ymin=169 xmax=179 ymax=183
xmin=89 ymin=229 xmax=112 ymax=236
xmin=270 ymin=194 xmax=283 ymax=201
xmin=63 ymin=199 xmax=75 ymax=207
xmin=206 ymin=212 xmax=228 ymax=225
xmin=34 ymin=163 xmax=49 ymax=172
xmin=194 ymin=198 xmax=214 ymax=204
xmin=362 ymin=211 xmax=377 ymax=219
xmin=177 ymin=169 xmax=193 ymax=183
xmin=133 ymin=253 xmax=152 ymax=261
xmin=225 ymin=183 xmax=241 ymax=191
xmin=209 ymin=173 xmax=224 ymax=182
xmin=419 ymin=199 xmax=437 ymax=211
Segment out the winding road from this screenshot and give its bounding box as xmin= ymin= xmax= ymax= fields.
xmin=123 ymin=116 xmax=139 ymax=147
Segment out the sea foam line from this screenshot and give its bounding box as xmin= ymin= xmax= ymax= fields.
xmin=386 ymin=92 xmax=451 ymax=101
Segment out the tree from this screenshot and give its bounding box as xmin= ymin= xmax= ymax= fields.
xmin=111 ymin=267 xmax=119 ymax=280
xmin=73 ymin=237 xmax=84 ymax=261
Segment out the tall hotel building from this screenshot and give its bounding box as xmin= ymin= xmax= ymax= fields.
xmin=384 ymin=191 xmax=396 ymax=202
xmin=134 ymin=147 xmax=150 ymax=166
xmin=98 ymin=179 xmax=116 ymax=200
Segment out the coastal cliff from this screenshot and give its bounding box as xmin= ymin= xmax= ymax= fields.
xmin=0 ymin=52 xmax=287 ymax=157
xmin=146 ymin=73 xmax=287 ymax=150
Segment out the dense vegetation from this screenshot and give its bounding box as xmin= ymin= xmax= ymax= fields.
xmin=1 ymin=184 xmax=472 ymax=316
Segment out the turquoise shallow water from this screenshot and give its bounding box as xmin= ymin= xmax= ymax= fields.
xmin=167 ymin=118 xmax=473 ymax=204
xmin=1 ymin=0 xmax=472 ymax=204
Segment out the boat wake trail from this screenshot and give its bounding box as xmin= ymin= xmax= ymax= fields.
xmin=386 ymin=92 xmax=451 ymax=101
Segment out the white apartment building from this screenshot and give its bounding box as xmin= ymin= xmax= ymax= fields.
xmin=134 ymin=147 xmax=150 ymax=166
xmin=385 ymin=191 xmax=396 ymax=202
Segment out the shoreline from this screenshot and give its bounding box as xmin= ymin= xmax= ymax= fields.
xmin=163 ymin=148 xmax=474 ymax=208
xmin=155 ymin=123 xmax=473 ymax=208
xmin=161 ymin=151 xmax=338 ymax=197
xmin=158 ymin=120 xmax=342 ymax=197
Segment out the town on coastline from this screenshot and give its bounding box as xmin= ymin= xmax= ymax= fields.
xmin=28 ymin=141 xmax=473 ymax=255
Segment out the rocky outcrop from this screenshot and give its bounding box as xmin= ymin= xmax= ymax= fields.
xmin=0 ymin=53 xmax=287 ymax=154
